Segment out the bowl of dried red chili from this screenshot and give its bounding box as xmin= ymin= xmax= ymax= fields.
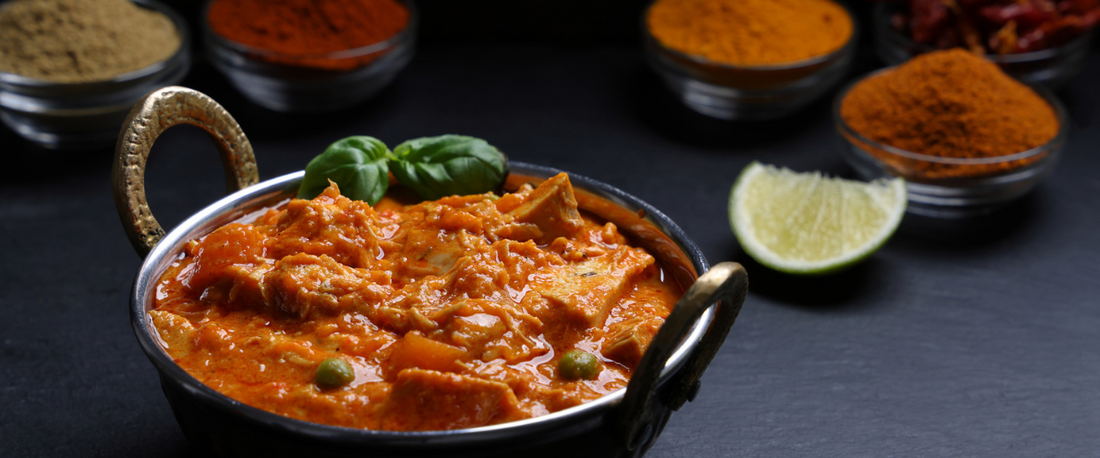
xmin=873 ymin=2 xmax=1096 ymax=88
xmin=113 ymin=87 xmax=748 ymax=457
xmin=834 ymin=49 xmax=1068 ymax=218
xmin=641 ymin=0 xmax=858 ymax=120
xmin=201 ymin=0 xmax=416 ymax=112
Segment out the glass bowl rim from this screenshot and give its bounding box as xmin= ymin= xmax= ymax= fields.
xmin=200 ymin=0 xmax=418 ymax=62
xmin=832 ymin=67 xmax=1069 ymax=166
xmin=640 ymin=0 xmax=859 ymax=71
xmin=871 ymin=2 xmax=1096 ymax=64
xmin=0 ymin=0 xmax=191 ymax=87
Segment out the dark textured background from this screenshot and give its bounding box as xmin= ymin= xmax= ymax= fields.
xmin=2 ymin=1 xmax=1099 ymax=456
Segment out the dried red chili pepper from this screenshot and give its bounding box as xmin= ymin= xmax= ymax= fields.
xmin=1059 ymin=0 xmax=1099 ymax=15
xmin=891 ymin=0 xmax=1100 ymax=53
xmin=908 ymin=0 xmax=953 ymax=44
xmin=979 ymin=3 xmax=1051 ymax=29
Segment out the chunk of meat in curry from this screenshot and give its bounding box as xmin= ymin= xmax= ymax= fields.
xmin=151 ymin=173 xmax=683 ymax=431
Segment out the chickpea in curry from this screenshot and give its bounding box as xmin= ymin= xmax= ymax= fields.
xmin=151 ymin=173 xmax=685 ymax=431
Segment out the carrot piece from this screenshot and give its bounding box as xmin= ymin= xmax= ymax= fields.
xmin=386 ymin=332 xmax=468 ymax=374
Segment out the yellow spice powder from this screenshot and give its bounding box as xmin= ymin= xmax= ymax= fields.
xmin=647 ymin=0 xmax=853 ymax=66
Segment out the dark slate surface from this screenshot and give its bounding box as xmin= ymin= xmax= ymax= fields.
xmin=2 ymin=5 xmax=1099 ymax=457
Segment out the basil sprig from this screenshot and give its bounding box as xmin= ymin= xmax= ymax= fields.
xmin=298 ymin=136 xmax=391 ymax=204
xmin=390 ymin=135 xmax=509 ymax=201
xmin=297 ymin=134 xmax=509 ymax=205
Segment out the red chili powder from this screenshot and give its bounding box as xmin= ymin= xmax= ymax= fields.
xmin=207 ymin=0 xmax=410 ymax=70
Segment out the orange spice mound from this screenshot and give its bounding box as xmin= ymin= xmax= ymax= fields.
xmin=207 ymin=0 xmax=408 ymax=70
xmin=646 ymin=0 xmax=853 ymax=66
xmin=840 ymin=49 xmax=1059 ymax=179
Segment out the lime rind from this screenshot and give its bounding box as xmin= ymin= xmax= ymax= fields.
xmin=729 ymin=162 xmax=906 ymax=275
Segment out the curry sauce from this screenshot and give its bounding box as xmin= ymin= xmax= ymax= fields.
xmin=151 ymin=173 xmax=683 ymax=431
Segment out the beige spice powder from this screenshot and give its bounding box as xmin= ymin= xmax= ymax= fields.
xmin=0 ymin=0 xmax=181 ymax=83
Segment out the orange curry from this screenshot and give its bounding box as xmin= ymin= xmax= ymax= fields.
xmin=151 ymin=173 xmax=684 ymax=430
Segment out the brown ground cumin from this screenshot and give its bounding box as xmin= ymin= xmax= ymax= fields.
xmin=0 ymin=0 xmax=180 ymax=83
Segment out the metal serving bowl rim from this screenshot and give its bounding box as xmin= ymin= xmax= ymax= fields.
xmin=832 ymin=67 xmax=1069 ymax=167
xmin=640 ymin=0 xmax=859 ymax=71
xmin=0 ymin=0 xmax=191 ymax=87
xmin=130 ymin=161 xmax=712 ymax=446
xmin=200 ymin=0 xmax=418 ymax=63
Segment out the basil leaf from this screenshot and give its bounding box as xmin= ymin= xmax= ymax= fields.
xmin=298 ymin=136 xmax=391 ymax=205
xmin=389 ymin=135 xmax=509 ymax=200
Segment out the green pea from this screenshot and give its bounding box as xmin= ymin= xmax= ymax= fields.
xmin=315 ymin=358 xmax=355 ymax=389
xmin=558 ymin=350 xmax=600 ymax=380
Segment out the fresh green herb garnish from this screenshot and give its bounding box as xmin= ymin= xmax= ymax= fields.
xmin=298 ymin=134 xmax=509 ymax=205
xmin=298 ymin=136 xmax=390 ymax=204
xmin=390 ymin=135 xmax=509 ymax=201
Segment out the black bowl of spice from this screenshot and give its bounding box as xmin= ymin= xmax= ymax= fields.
xmin=0 ymin=0 xmax=190 ymax=150
xmin=641 ymin=0 xmax=858 ymax=120
xmin=202 ymin=0 xmax=417 ymax=113
xmin=834 ymin=49 xmax=1068 ymax=218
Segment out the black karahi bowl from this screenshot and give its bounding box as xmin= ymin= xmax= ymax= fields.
xmin=112 ymin=87 xmax=747 ymax=458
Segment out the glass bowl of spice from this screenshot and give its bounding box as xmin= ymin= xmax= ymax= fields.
xmin=642 ymin=0 xmax=858 ymax=121
xmin=202 ymin=0 xmax=416 ymax=113
xmin=0 ymin=0 xmax=190 ymax=150
xmin=872 ymin=2 xmax=1096 ymax=88
xmin=834 ymin=49 xmax=1067 ymax=218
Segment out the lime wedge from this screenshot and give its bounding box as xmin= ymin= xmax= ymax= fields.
xmin=729 ymin=162 xmax=906 ymax=275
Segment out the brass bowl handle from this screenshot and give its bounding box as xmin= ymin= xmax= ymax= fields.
xmin=111 ymin=86 xmax=259 ymax=258
xmin=616 ymin=261 xmax=748 ymax=453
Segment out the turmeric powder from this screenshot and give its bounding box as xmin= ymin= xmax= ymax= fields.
xmin=646 ymin=0 xmax=853 ymax=66
xmin=840 ymin=49 xmax=1059 ymax=179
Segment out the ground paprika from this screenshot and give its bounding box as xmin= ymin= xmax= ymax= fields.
xmin=207 ymin=0 xmax=409 ymax=71
xmin=840 ymin=49 xmax=1060 ymax=179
